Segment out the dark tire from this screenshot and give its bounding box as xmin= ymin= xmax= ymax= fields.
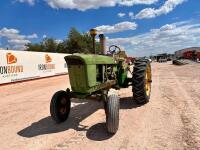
xmin=50 ymin=90 xmax=71 ymax=123
xmin=132 ymin=59 xmax=152 ymax=104
xmin=106 ymin=94 xmax=119 ymax=134
xmin=103 ymin=101 xmax=107 ymax=114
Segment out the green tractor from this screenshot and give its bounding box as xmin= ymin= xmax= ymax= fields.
xmin=50 ymin=29 xmax=152 ymax=134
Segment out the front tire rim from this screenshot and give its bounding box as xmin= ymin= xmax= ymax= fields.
xmin=145 ymin=64 xmax=151 ymax=97
xmin=58 ymin=97 xmax=67 ymax=115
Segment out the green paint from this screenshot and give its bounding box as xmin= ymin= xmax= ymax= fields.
xmin=65 ymin=54 xmax=117 ymax=95
xmin=118 ymin=61 xmax=128 ymax=86
xmin=66 ymin=53 xmax=116 ymax=65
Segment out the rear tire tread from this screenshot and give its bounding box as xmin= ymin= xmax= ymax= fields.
xmin=132 ymin=59 xmax=151 ymax=104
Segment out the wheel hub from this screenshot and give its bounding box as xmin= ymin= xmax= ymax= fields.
xmin=145 ymin=64 xmax=151 ymax=97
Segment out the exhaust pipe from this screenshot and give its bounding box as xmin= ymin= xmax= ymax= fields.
xmin=99 ymin=34 xmax=106 ymax=55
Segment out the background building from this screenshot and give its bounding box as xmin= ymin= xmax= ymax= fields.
xmin=174 ymin=47 xmax=200 ymax=59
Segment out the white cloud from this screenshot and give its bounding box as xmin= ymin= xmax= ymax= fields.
xmin=55 ymin=39 xmax=63 ymax=43
xmin=159 ymin=24 xmax=176 ymax=31
xmin=27 ymin=33 xmax=38 ymax=39
xmin=43 ymin=34 xmax=47 ymax=38
xmin=95 ymin=21 xmax=138 ymax=34
xmin=135 ymin=0 xmax=187 ymax=19
xmin=16 ymin=0 xmax=35 ymax=5
xmin=45 ymin=0 xmax=115 ymax=11
xmin=118 ymin=13 xmax=126 ymax=18
xmin=107 ymin=21 xmax=200 ymax=56
xmin=119 ymin=0 xmax=158 ymax=6
xmin=44 ymin=0 xmax=158 ymax=11
xmin=8 ymin=39 xmax=30 ymax=45
xmin=129 ymin=12 xmax=134 ymax=19
xmin=0 ymin=27 xmax=38 ymax=50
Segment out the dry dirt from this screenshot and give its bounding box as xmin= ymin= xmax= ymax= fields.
xmin=0 ymin=62 xmax=200 ymax=150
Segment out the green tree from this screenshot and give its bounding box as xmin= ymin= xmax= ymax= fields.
xmin=25 ymin=43 xmax=44 ymax=52
xmin=25 ymin=38 xmax=58 ymax=52
xmin=42 ymin=38 xmax=58 ymax=52
xmin=56 ymin=42 xmax=65 ymax=53
xmin=25 ymin=27 xmax=100 ymax=54
xmin=65 ymin=28 xmax=88 ymax=53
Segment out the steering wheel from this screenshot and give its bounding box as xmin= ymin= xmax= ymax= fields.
xmin=108 ymin=45 xmax=121 ymax=54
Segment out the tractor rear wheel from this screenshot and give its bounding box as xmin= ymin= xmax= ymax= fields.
xmin=50 ymin=90 xmax=71 ymax=123
xmin=132 ymin=59 xmax=152 ymax=104
xmin=105 ymin=94 xmax=120 ymax=134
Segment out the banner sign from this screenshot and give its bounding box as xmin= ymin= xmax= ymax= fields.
xmin=0 ymin=50 xmax=69 ymax=84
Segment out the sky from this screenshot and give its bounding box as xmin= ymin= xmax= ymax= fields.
xmin=0 ymin=0 xmax=200 ymax=56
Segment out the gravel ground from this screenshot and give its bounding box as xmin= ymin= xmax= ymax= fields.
xmin=0 ymin=62 xmax=200 ymax=150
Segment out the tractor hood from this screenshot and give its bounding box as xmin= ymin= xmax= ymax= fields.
xmin=64 ymin=53 xmax=116 ymax=65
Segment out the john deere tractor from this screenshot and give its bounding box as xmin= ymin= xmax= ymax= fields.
xmin=50 ymin=29 xmax=152 ymax=134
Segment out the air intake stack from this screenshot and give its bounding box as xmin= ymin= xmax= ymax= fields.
xmin=89 ymin=29 xmax=97 ymax=54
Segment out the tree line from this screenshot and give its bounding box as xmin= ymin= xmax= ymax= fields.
xmin=25 ymin=28 xmax=100 ymax=54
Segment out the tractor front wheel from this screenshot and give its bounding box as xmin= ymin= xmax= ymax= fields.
xmin=105 ymin=94 xmax=120 ymax=134
xmin=50 ymin=90 xmax=71 ymax=123
xmin=132 ymin=59 xmax=152 ymax=104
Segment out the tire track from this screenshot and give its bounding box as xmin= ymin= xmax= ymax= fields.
xmin=168 ymin=71 xmax=200 ymax=150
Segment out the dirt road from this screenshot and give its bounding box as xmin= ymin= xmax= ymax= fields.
xmin=0 ymin=62 xmax=200 ymax=150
